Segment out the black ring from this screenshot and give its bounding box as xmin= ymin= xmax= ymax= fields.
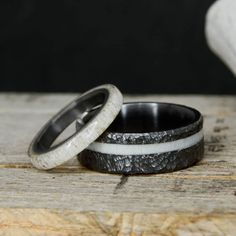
xmin=77 ymin=102 xmax=204 ymax=174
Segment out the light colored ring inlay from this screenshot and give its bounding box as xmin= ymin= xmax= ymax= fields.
xmin=86 ymin=130 xmax=204 ymax=155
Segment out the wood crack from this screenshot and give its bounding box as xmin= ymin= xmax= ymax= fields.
xmin=114 ymin=175 xmax=129 ymax=194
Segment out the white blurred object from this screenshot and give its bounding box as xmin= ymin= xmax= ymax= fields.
xmin=206 ymin=0 xmax=236 ymax=76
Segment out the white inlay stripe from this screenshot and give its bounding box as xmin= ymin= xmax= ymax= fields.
xmin=86 ymin=130 xmax=204 ymax=155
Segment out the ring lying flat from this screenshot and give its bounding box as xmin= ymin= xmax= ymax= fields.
xmin=77 ymin=102 xmax=204 ymax=174
xmin=28 ymin=84 xmax=123 ymax=170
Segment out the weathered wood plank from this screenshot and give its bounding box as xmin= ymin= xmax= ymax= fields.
xmin=0 ymin=94 xmax=236 ymax=235
xmin=1 ymin=209 xmax=236 ymax=236
xmin=0 ymin=165 xmax=236 ymax=213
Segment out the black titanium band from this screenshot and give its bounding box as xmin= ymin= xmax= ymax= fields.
xmin=77 ymin=102 xmax=204 ymax=174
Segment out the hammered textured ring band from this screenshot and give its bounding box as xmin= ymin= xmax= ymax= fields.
xmin=28 ymin=84 xmax=123 ymax=170
xmin=78 ymin=102 xmax=204 ymax=174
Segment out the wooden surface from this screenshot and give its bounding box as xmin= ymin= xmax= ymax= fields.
xmin=0 ymin=94 xmax=236 ymax=235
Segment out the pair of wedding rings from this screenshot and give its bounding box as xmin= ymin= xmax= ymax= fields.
xmin=28 ymin=84 xmax=204 ymax=174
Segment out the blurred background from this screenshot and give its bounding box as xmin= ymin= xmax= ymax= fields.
xmin=1 ymin=0 xmax=236 ymax=94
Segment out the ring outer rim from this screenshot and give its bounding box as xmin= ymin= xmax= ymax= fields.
xmin=77 ymin=102 xmax=204 ymax=174
xmin=28 ymin=84 xmax=123 ymax=170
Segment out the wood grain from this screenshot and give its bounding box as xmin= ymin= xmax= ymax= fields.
xmin=1 ymin=209 xmax=236 ymax=236
xmin=0 ymin=94 xmax=236 ymax=235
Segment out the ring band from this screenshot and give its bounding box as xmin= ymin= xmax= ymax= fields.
xmin=78 ymin=102 xmax=204 ymax=174
xmin=28 ymin=84 xmax=123 ymax=170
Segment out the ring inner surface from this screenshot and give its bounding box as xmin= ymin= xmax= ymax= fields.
xmin=33 ymin=89 xmax=108 ymax=154
xmin=106 ymin=103 xmax=200 ymax=133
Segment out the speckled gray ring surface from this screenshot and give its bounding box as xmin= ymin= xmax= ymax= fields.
xmin=28 ymin=84 xmax=123 ymax=170
xmin=77 ymin=102 xmax=204 ymax=174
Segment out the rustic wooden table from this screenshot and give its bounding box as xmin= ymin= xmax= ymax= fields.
xmin=0 ymin=94 xmax=236 ymax=235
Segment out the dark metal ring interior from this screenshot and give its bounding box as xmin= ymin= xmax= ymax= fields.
xmin=95 ymin=102 xmax=203 ymax=145
xmin=104 ymin=102 xmax=201 ymax=133
xmin=30 ymin=88 xmax=108 ymax=155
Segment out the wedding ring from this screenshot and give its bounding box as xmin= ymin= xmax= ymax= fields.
xmin=78 ymin=102 xmax=204 ymax=174
xmin=28 ymin=84 xmax=123 ymax=170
